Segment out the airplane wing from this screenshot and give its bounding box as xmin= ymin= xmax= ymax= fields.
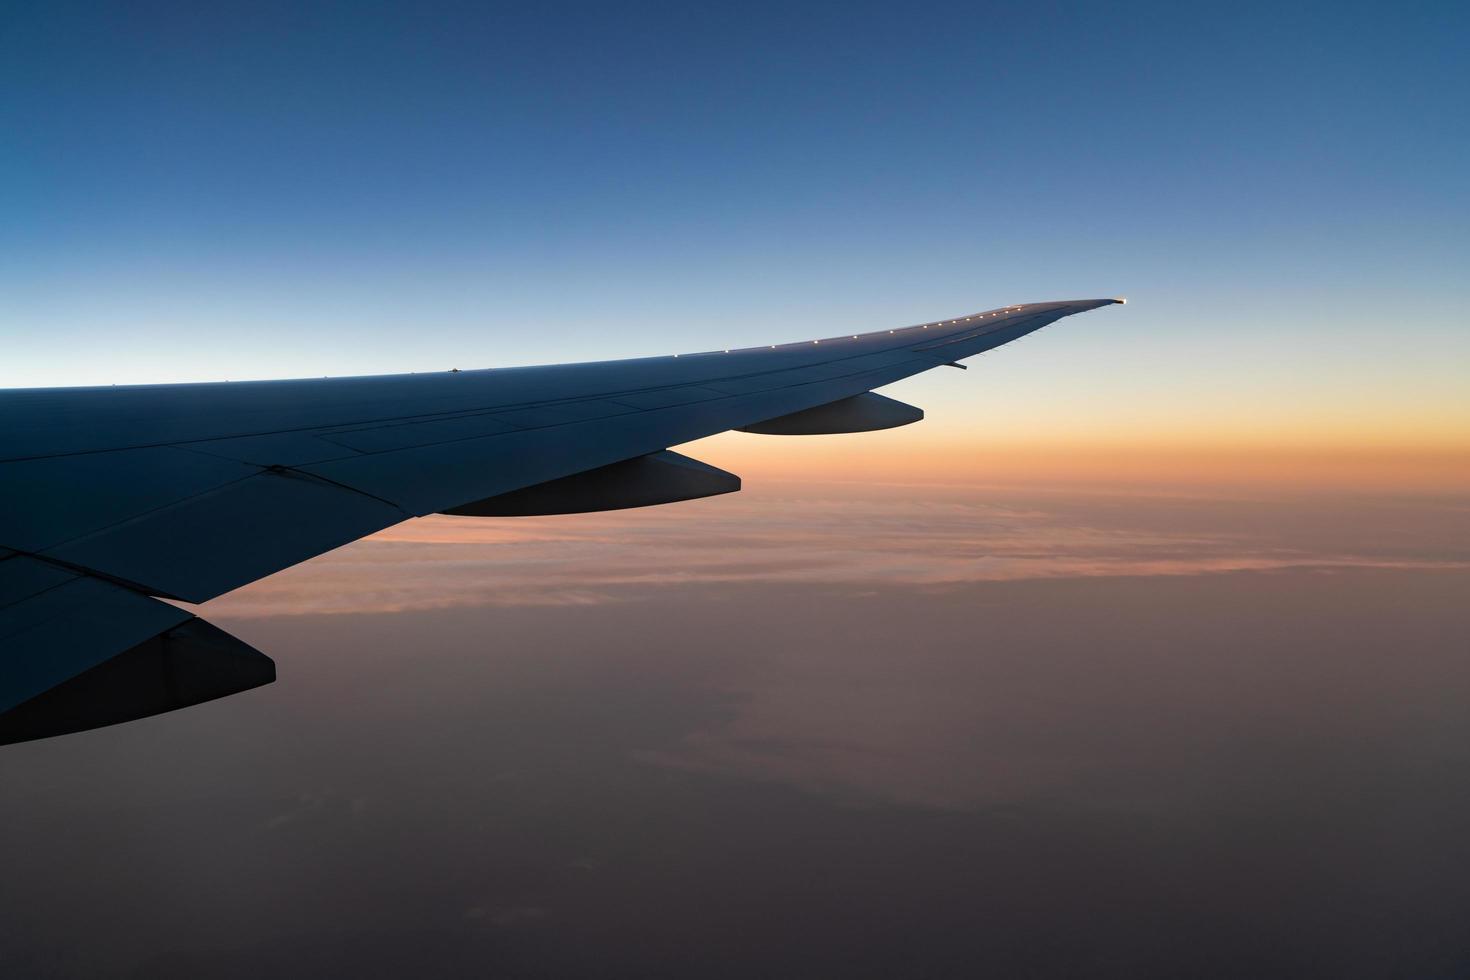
xmin=0 ymin=298 xmax=1123 ymax=743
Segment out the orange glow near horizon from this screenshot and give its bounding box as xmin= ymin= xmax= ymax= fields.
xmin=679 ymin=430 xmax=1470 ymax=493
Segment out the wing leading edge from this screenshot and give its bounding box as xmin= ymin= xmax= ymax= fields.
xmin=0 ymin=297 xmax=1123 ymax=743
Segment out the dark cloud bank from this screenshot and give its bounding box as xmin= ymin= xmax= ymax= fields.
xmin=2 ymin=485 xmax=1468 ymax=978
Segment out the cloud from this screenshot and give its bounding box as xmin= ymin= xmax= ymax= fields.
xmin=200 ymin=484 xmax=1470 ymax=619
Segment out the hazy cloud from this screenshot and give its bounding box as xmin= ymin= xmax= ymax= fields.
xmin=201 ymin=483 xmax=1469 ymax=618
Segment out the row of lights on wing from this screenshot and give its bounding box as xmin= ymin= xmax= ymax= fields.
xmin=673 ymin=306 xmax=1031 ymax=357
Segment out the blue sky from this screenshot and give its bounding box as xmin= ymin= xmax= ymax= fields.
xmin=3 ymin=0 xmax=1466 ymax=445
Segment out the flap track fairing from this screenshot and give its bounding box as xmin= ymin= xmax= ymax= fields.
xmin=442 ymin=450 xmax=740 ymax=517
xmin=738 ymin=392 xmax=922 ymax=435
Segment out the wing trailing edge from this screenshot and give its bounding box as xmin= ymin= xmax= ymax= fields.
xmin=0 ymin=553 xmax=275 ymax=745
xmin=0 ymin=618 xmax=274 ymax=746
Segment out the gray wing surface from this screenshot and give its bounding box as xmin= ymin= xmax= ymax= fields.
xmin=0 ymin=298 xmax=1122 ymax=742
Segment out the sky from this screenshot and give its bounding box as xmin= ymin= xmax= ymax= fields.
xmin=4 ymin=7 xmax=1470 ymax=975
xmin=3 ymin=0 xmax=1467 ymax=468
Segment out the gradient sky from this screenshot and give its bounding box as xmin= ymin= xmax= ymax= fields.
xmin=3 ymin=0 xmax=1467 ymax=456
xmin=5 ymin=10 xmax=1470 ymax=973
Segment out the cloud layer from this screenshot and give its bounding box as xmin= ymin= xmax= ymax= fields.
xmin=201 ymin=481 xmax=1470 ymax=618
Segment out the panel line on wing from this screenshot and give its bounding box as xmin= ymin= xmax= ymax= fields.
xmin=261 ymin=463 xmax=413 ymax=516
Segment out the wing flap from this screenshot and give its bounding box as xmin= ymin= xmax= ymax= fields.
xmin=0 ymin=555 xmax=194 ymax=713
xmin=0 ymin=616 xmax=274 ymax=746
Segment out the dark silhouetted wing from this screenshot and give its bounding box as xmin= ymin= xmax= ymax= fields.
xmin=0 ymin=298 xmax=1123 ymax=742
